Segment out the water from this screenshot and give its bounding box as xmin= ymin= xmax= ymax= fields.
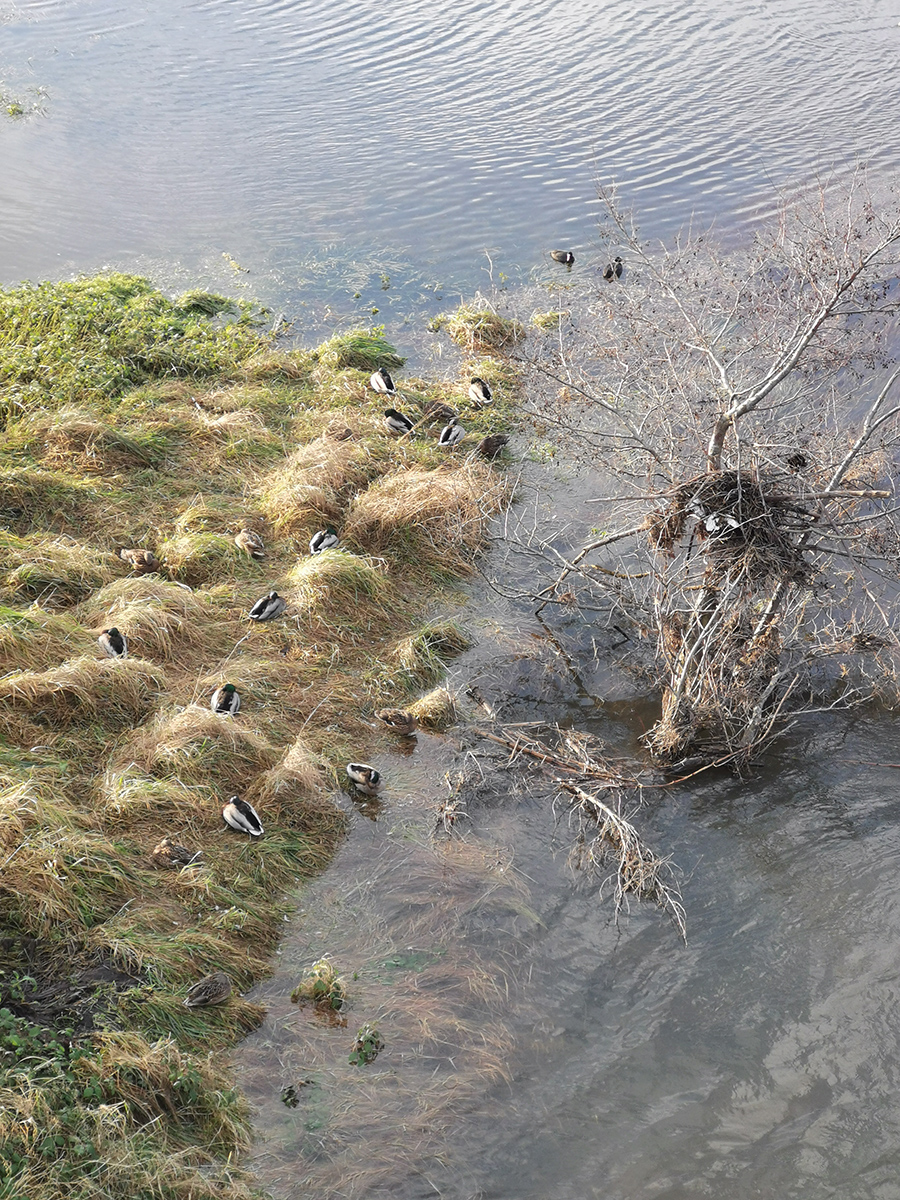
xmin=4 ymin=0 xmax=900 ymax=1195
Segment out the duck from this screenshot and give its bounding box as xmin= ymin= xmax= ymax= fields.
xmin=248 ymin=591 xmax=286 ymax=621
xmin=476 ymin=433 xmax=509 ymax=460
xmin=375 ymin=708 xmax=417 ymax=736
xmin=150 ymin=836 xmax=201 ymax=869
xmin=309 ymin=526 xmax=339 ymax=554
xmin=183 ymin=970 xmax=232 ymax=1008
xmin=370 ymin=367 xmax=396 ymax=395
xmin=468 ymin=377 xmax=492 ymax=408
xmin=550 ymin=249 xmax=575 ymax=265
xmin=222 ymin=795 xmax=263 ymax=836
xmin=346 ymin=763 xmax=381 ymax=795
xmin=211 ymin=682 xmax=241 ymax=716
xmin=98 ymin=627 xmax=128 ymax=658
xmin=325 ymin=422 xmax=354 ymax=442
xmin=119 ymin=548 xmax=160 ymax=574
xmin=235 ymin=529 xmax=265 ymax=559
xmin=384 ymin=407 xmax=415 ymax=435
xmin=422 ymin=399 xmax=457 ymax=425
xmin=438 ymin=418 xmax=466 ymax=448
xmin=603 ymin=256 xmax=623 ymax=281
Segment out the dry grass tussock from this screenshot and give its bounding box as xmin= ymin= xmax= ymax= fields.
xmin=95 ymin=767 xmax=208 ymax=825
xmin=246 ymin=734 xmax=345 ymax=833
xmin=391 ymin=620 xmax=472 ymax=685
xmin=37 ymin=408 xmax=157 ymax=472
xmin=0 ymin=603 xmax=86 ymax=669
xmin=345 ymin=460 xmax=509 ymax=569
xmin=123 ymin=704 xmax=280 ymax=792
xmin=284 ymin=549 xmax=394 ymax=627
xmin=0 ymin=655 xmax=167 ymax=728
xmin=0 ymin=530 xmax=115 ymax=603
xmin=407 ymin=686 xmax=457 ymax=729
xmin=158 ymin=530 xmax=246 ymax=585
xmin=0 ymin=466 xmax=99 ymax=533
xmin=76 ymin=576 xmax=219 ymax=661
xmin=257 ymin=433 xmax=373 ymax=534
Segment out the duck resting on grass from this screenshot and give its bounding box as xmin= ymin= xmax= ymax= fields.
xmin=438 ymin=418 xmax=466 ymax=448
xmin=384 ymin=407 xmax=414 ymax=435
xmin=369 ymin=367 xmax=396 ymax=395
xmin=422 ymin=399 xmax=457 ymax=425
xmin=346 ymin=763 xmax=381 ymax=795
xmin=476 ymin=433 xmax=509 ymax=459
xmin=183 ymin=970 xmax=232 ymax=1008
xmin=235 ymin=528 xmax=265 ymax=559
xmin=150 ymin=836 xmax=200 ymax=869
xmin=375 ymin=708 xmax=417 ymax=736
xmin=468 ymin=377 xmax=492 ymax=408
xmin=211 ymin=682 xmax=241 ymax=715
xmin=249 ymin=591 xmax=286 ymax=621
xmin=222 ymin=795 xmax=263 ymax=836
xmin=98 ymin=627 xmax=128 ymax=658
xmin=309 ymin=526 xmax=339 ymax=554
xmin=119 ymin=548 xmax=160 ymax=574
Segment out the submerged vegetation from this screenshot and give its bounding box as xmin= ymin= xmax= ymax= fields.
xmin=0 ymin=275 xmax=516 ymax=1198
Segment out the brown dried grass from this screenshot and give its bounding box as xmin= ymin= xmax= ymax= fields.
xmin=40 ymin=409 xmax=156 ymax=471
xmin=344 ymin=461 xmax=509 ymax=569
xmin=76 ymin=577 xmax=220 ymax=662
xmin=257 ymin=435 xmax=374 ymax=535
xmin=0 ymin=655 xmax=167 ymax=727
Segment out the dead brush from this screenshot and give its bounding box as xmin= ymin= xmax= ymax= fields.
xmin=0 ymin=655 xmax=167 ymax=728
xmin=257 ymin=434 xmax=374 ymax=535
xmin=343 ymin=461 xmax=509 ymax=571
xmin=123 ymin=704 xmax=279 ymax=793
xmin=0 ymin=530 xmax=115 ymax=603
xmin=76 ymin=576 xmax=220 ymax=662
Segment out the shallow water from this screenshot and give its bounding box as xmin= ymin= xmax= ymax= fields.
xmin=5 ymin=0 xmax=900 ymax=1195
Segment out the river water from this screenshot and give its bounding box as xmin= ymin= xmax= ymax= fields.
xmin=5 ymin=1 xmax=900 ymax=1197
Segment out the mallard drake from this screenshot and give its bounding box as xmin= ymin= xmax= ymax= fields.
xmin=476 ymin=433 xmax=509 ymax=459
xmin=235 ymin=529 xmax=265 ymax=559
xmin=370 ymin=367 xmax=396 ymax=395
xmin=346 ymin=763 xmax=381 ymax=795
xmin=438 ymin=418 xmax=465 ymax=448
xmin=98 ymin=627 xmax=128 ymax=658
xmin=150 ymin=836 xmax=201 ymax=869
xmin=222 ymin=795 xmax=263 ymax=836
xmin=183 ymin=970 xmax=232 ymax=1008
xmin=248 ymin=591 xmax=286 ymax=621
xmin=119 ymin=548 xmax=160 ymax=574
xmin=211 ymin=682 xmax=241 ymax=716
xmin=375 ymin=708 xmax=417 ymax=736
xmin=603 ymin=256 xmax=623 ymax=281
xmin=468 ymin=377 xmax=492 ymax=407
xmin=309 ymin=526 xmax=339 ymax=554
xmin=384 ymin=407 xmax=414 ymax=435
xmin=550 ymin=249 xmax=575 ymax=265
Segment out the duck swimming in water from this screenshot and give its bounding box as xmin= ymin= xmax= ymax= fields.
xmin=346 ymin=763 xmax=381 ymax=795
xmin=550 ymin=249 xmax=575 ymax=266
xmin=603 ymin=256 xmax=623 ymax=281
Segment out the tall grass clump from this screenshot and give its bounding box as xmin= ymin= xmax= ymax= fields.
xmin=430 ymin=305 xmax=525 ymax=353
xmin=0 ymin=274 xmax=268 ymax=421
xmin=0 ymin=531 xmax=114 ymax=604
xmin=76 ymin=577 xmax=220 ymax=661
xmin=257 ymin=433 xmax=374 ymax=535
xmin=0 ymin=656 xmax=167 ymax=731
xmin=285 ymin=550 xmax=395 ymax=631
xmin=314 ymin=327 xmax=406 ymax=372
xmin=344 ymin=461 xmax=509 ymax=573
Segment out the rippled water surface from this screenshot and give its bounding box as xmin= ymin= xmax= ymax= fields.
xmin=5 ymin=1 xmax=900 ymax=1196
xmin=3 ymin=0 xmax=900 ymax=322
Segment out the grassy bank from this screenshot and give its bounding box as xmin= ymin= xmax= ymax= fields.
xmin=0 ymin=275 xmax=516 ymax=1199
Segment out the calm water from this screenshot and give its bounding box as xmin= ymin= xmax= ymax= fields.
xmin=4 ymin=0 xmax=900 ymax=1196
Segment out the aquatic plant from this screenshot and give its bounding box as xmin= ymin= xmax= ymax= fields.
xmin=291 ymin=956 xmax=346 ymax=1011
xmin=348 ymin=1022 xmax=384 ymax=1065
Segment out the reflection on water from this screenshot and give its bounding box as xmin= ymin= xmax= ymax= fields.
xmin=2 ymin=0 xmax=900 ymax=330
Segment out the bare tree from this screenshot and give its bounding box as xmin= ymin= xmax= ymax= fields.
xmin=521 ymin=175 xmax=900 ymax=766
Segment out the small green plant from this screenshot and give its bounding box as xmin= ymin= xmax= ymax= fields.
xmin=348 ymin=1022 xmax=383 ymax=1065
xmin=291 ymin=956 xmax=345 ymax=1011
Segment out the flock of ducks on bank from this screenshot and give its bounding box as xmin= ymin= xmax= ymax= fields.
xmin=98 ymin=365 xmax=483 ymax=1006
